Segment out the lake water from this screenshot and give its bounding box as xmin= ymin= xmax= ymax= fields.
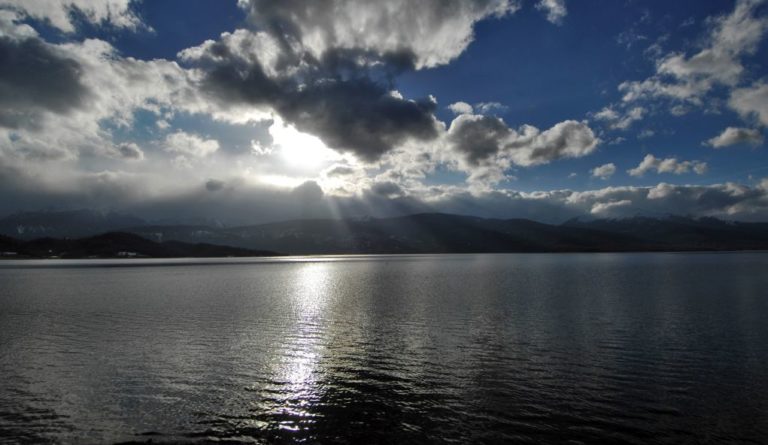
xmin=0 ymin=253 xmax=767 ymax=444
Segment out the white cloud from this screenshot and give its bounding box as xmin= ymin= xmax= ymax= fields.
xmin=591 ymin=199 xmax=631 ymax=215
xmin=0 ymin=9 xmax=37 ymax=38
xmin=0 ymin=0 xmax=142 ymax=32
xmin=593 ymin=107 xmax=619 ymax=121
xmin=705 ymin=127 xmax=764 ymax=148
xmin=670 ymin=105 xmax=689 ymax=116
xmin=448 ymin=101 xmax=473 ymax=115
xmin=619 ymin=0 xmax=768 ymax=106
xmin=591 ymin=163 xmax=616 ymax=180
xmin=448 ymin=101 xmax=507 ymax=116
xmin=446 ymin=114 xmax=599 ymax=172
xmin=0 ymin=26 xmax=204 ymax=166
xmin=475 ymin=101 xmax=508 ymax=115
xmin=729 ymin=81 xmax=768 ymax=125
xmin=251 ymin=140 xmax=273 ymax=156
xmin=628 ymin=154 xmax=708 ymax=177
xmin=536 ymin=0 xmax=566 ymax=25
xmin=236 ymin=0 xmax=520 ymax=69
xmin=164 ymin=131 xmax=219 ymax=158
xmin=507 ymin=120 xmax=600 ymax=167
xmin=637 ymin=129 xmax=655 ymax=139
xmin=593 ymin=106 xmax=646 ymax=130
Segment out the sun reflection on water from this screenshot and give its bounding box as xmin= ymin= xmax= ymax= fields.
xmin=268 ymin=262 xmax=335 ymax=428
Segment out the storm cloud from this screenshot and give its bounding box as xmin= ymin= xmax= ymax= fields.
xmin=0 ymin=36 xmax=89 ymax=129
xmin=182 ymin=29 xmax=440 ymax=162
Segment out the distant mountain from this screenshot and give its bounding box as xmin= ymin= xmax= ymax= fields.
xmin=3 ymin=212 xmax=768 ymax=255
xmin=125 ymin=213 xmax=768 ymax=254
xmin=563 ymin=216 xmax=768 ymax=251
xmin=125 ymin=213 xmax=646 ymax=254
xmin=0 ymin=209 xmax=147 ymax=240
xmin=0 ymin=232 xmax=278 ymax=259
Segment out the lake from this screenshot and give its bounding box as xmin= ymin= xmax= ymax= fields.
xmin=1 ymin=253 xmax=767 ymax=444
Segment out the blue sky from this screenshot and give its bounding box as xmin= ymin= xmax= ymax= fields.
xmin=0 ymin=0 xmax=767 ymax=223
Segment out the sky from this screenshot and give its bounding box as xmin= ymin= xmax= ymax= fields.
xmin=1 ymin=0 xmax=768 ymax=224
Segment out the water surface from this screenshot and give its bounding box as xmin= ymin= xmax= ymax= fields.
xmin=1 ymin=253 xmax=767 ymax=443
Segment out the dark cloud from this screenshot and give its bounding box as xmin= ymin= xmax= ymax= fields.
xmin=277 ymin=80 xmax=438 ymax=162
xmin=201 ymin=57 xmax=283 ymax=105
xmin=188 ymin=42 xmax=439 ymax=161
xmin=325 ymin=165 xmax=356 ymax=177
xmin=369 ymin=181 xmax=404 ymax=198
xmin=0 ymin=36 xmax=89 ymax=129
xmin=181 ymin=0 xmax=513 ymax=162
xmin=114 ymin=143 xmax=144 ymax=161
xmin=447 ymin=114 xmax=511 ymax=165
xmin=292 ymin=180 xmax=324 ymax=201
xmin=205 ymin=179 xmax=226 ymax=192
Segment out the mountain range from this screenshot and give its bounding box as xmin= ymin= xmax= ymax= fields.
xmin=2 ymin=210 xmax=768 ymax=256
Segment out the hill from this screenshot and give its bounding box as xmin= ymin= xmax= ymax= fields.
xmin=0 ymin=232 xmax=279 ymax=259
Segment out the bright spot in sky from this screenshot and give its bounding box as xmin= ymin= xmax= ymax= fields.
xmin=257 ymin=174 xmax=310 ymax=188
xmin=270 ymin=119 xmax=340 ymax=170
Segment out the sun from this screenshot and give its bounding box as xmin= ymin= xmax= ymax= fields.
xmin=270 ymin=119 xmax=340 ymax=170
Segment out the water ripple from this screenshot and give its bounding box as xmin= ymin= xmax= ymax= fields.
xmin=0 ymin=253 xmax=767 ymax=443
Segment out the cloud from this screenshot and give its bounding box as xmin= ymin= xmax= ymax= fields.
xmin=637 ymin=129 xmax=655 ymax=139
xmin=705 ymin=127 xmax=764 ymax=148
xmin=370 ymin=181 xmax=404 ymax=198
xmin=3 ymin=151 xmax=768 ymax=223
xmin=0 ymin=0 xmax=142 ymax=33
xmin=448 ymin=101 xmax=507 ymax=116
xmin=590 ymin=199 xmax=631 ymax=215
xmin=3 ymin=0 xmax=768 ymax=229
xmin=181 ymin=29 xmax=441 ymax=162
xmin=164 ymin=131 xmax=219 ymax=158
xmin=324 ymin=164 xmax=356 ymax=177
xmin=236 ymin=0 xmax=520 ymax=69
xmin=591 ymin=163 xmax=616 ymax=180
xmin=475 ymin=101 xmax=508 ymax=115
xmin=176 ymin=1 xmax=543 ymax=163
xmin=0 ymin=35 xmax=90 ymax=130
xmin=619 ymin=0 xmax=768 ymax=106
xmin=729 ymin=81 xmax=768 ymax=125
xmin=593 ymin=106 xmax=646 ymax=130
xmin=448 ymin=101 xmax=473 ymax=115
xmin=205 ymin=179 xmax=225 ymax=192
xmin=536 ymin=0 xmax=567 ymax=25
xmin=628 ymin=154 xmax=708 ymax=177
xmin=274 ymin=82 xmax=440 ymax=162
xmin=447 ymin=114 xmax=599 ymax=169
xmin=447 ymin=114 xmax=513 ymax=166
xmin=507 ymin=120 xmax=600 ymax=166
xmin=0 ymin=17 xmax=200 ymax=164
xmin=113 ymin=142 xmax=144 ymax=161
